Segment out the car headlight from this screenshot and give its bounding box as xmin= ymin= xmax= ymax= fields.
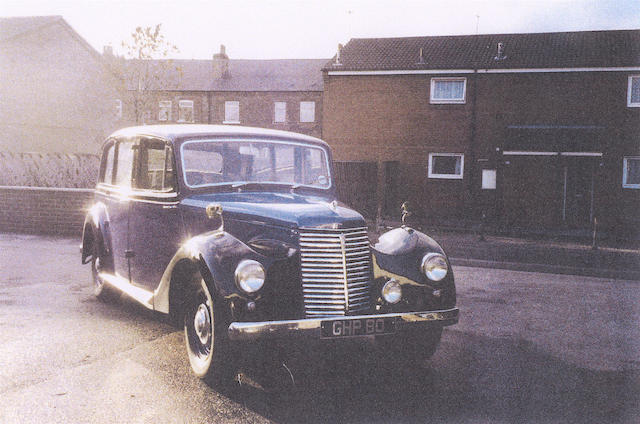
xmin=421 ymin=253 xmax=448 ymax=282
xmin=234 ymin=260 xmax=265 ymax=293
xmin=382 ymin=279 xmax=402 ymax=304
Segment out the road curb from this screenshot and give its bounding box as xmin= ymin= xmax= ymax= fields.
xmin=450 ymin=257 xmax=640 ymax=281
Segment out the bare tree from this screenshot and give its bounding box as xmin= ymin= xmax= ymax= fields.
xmin=120 ymin=24 xmax=180 ymax=124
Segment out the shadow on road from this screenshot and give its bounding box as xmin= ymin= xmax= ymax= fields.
xmin=222 ymin=331 xmax=639 ymax=424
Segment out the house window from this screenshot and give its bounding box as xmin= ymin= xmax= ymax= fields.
xmin=158 ymin=100 xmax=172 ymax=121
xmin=628 ymin=76 xmax=640 ymax=107
xmin=115 ymin=99 xmax=122 ymax=119
xmin=428 ymin=153 xmax=464 ymax=179
xmin=430 ymin=78 xmax=467 ymax=104
xmin=623 ymin=156 xmax=640 ymax=188
xmin=224 ymin=101 xmax=240 ymax=123
xmin=300 ymin=101 xmax=315 ymax=123
xmin=274 ymin=102 xmax=286 ymax=123
xmin=178 ymin=100 xmax=194 ymax=123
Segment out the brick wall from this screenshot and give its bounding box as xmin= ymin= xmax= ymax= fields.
xmin=0 ymin=187 xmax=94 ymax=236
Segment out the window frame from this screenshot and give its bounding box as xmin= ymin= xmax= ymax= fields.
xmin=430 ymin=77 xmax=467 ymax=104
xmin=299 ymin=101 xmax=315 ymax=123
xmin=428 ymin=153 xmax=465 ymax=179
xmin=99 ymin=140 xmax=116 ymax=185
xmin=623 ymin=156 xmax=640 ymax=189
xmin=178 ymin=100 xmax=195 ymax=123
xmin=133 ymin=138 xmax=178 ymax=193
xmin=274 ymin=101 xmax=287 ymax=123
xmin=158 ymin=100 xmax=172 ymax=121
xmin=224 ymin=101 xmax=240 ymax=124
xmin=627 ymin=75 xmax=640 ymax=107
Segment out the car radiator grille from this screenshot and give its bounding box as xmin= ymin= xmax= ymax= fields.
xmin=299 ymin=227 xmax=372 ymax=317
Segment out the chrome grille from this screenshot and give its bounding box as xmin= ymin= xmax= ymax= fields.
xmin=300 ymin=227 xmax=372 ymax=317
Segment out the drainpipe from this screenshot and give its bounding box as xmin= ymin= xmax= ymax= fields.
xmin=468 ymin=69 xmax=479 ymax=229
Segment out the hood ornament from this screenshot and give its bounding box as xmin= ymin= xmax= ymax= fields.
xmin=205 ymin=203 xmax=224 ymax=231
xmin=401 ymin=201 xmax=412 ymax=226
xmin=329 ymin=200 xmax=338 ymax=212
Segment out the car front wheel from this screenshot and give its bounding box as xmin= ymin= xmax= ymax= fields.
xmin=184 ymin=277 xmax=235 ymax=387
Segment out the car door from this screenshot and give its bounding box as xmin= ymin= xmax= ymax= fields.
xmin=95 ymin=138 xmax=135 ymax=280
xmin=128 ymin=137 xmax=184 ymax=291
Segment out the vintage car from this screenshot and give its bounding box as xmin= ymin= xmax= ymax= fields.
xmin=81 ymin=125 xmax=458 ymax=386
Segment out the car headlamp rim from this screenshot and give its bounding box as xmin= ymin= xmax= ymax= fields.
xmin=234 ymin=259 xmax=266 ymax=294
xmin=421 ymin=252 xmax=448 ymax=282
xmin=382 ymin=279 xmax=402 ymax=304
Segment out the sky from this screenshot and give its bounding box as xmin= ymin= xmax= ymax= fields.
xmin=2 ymin=0 xmax=640 ymax=59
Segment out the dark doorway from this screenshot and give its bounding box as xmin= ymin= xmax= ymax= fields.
xmin=562 ymin=156 xmax=597 ymax=228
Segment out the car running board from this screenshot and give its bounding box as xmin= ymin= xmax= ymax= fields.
xmin=99 ymin=273 xmax=154 ymax=310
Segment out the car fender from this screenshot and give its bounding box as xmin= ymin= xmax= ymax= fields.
xmin=154 ymin=230 xmax=271 ymax=315
xmin=81 ymin=202 xmax=113 ymax=267
xmin=372 ymin=226 xmax=456 ymax=305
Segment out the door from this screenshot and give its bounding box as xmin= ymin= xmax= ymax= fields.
xmin=128 ymin=138 xmax=183 ymax=291
xmin=98 ymin=138 xmax=135 ymax=280
xmin=562 ymin=156 xmax=596 ymax=228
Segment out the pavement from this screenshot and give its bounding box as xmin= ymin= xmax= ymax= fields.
xmin=374 ymin=223 xmax=640 ymax=281
xmin=428 ymin=230 xmax=639 ymax=281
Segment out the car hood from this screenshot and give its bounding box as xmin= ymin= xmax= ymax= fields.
xmin=182 ymin=191 xmax=366 ymax=229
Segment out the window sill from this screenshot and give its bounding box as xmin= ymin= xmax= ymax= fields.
xmin=428 ymin=174 xmax=464 ymax=180
xmin=223 ymin=121 xmax=240 ymax=124
xmin=430 ymin=99 xmax=466 ymax=105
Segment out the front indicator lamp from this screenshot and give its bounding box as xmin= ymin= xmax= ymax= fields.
xmin=382 ymin=279 xmax=402 ymax=304
xmin=421 ymin=253 xmax=448 ymax=282
xmin=234 ymin=260 xmax=265 ymax=293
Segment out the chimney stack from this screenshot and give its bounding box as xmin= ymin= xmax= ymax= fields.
xmin=334 ymin=43 xmax=343 ymax=66
xmin=103 ymin=45 xmax=114 ymax=57
xmin=494 ymin=42 xmax=507 ymax=61
xmin=417 ymin=47 xmax=425 ymax=64
xmin=213 ymin=44 xmax=230 ymax=79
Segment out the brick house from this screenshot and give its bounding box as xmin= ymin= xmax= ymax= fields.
xmin=120 ymin=46 xmax=325 ymax=139
xmin=322 ymin=30 xmax=640 ymax=238
xmin=0 ymin=16 xmax=122 ymax=154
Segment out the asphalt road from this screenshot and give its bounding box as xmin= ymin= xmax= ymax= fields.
xmin=0 ymin=233 xmax=638 ymax=423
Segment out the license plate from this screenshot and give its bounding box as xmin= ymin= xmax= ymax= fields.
xmin=321 ymin=317 xmax=396 ymax=338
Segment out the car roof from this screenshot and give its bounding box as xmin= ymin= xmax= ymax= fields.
xmin=109 ymin=124 xmax=329 ymax=149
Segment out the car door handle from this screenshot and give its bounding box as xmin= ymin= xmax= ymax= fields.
xmin=125 ymin=250 xmax=135 ymax=258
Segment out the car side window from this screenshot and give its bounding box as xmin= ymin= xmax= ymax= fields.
xmin=114 ymin=140 xmax=134 ymax=188
xmin=100 ymin=142 xmax=115 ymax=184
xmin=135 ymin=138 xmax=177 ymax=192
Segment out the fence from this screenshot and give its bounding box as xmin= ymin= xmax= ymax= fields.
xmin=0 ymin=152 xmax=99 ymax=188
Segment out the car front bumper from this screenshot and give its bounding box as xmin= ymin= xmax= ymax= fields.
xmin=227 ymin=307 xmax=459 ymax=341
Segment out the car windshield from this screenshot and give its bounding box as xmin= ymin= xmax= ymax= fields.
xmin=181 ymin=139 xmax=331 ymax=189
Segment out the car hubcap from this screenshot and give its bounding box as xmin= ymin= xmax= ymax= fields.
xmin=93 ymin=257 xmax=103 ymax=288
xmin=194 ymin=303 xmax=211 ymax=345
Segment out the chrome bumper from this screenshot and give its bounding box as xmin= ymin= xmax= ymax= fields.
xmin=227 ymin=307 xmax=459 ymax=341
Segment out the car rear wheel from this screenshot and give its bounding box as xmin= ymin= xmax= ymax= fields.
xmin=184 ymin=277 xmax=235 ymax=388
xmin=91 ymin=243 xmax=117 ymax=301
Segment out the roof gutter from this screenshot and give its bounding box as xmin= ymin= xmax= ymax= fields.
xmin=327 ymin=66 xmax=640 ymax=76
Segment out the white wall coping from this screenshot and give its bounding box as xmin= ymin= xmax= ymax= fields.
xmin=0 ymin=186 xmax=95 ymax=193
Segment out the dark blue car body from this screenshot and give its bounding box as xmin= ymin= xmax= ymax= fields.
xmin=81 ymin=125 xmax=458 ymax=385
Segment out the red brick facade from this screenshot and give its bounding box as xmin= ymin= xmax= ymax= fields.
xmin=323 ymin=70 xmax=640 ymax=237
